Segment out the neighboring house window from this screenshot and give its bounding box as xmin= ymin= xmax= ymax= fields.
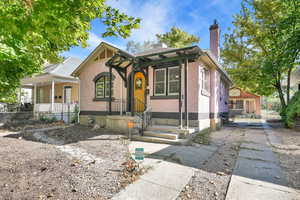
xmin=229 ymin=100 xmax=234 ymax=109
xmin=154 ymin=68 xmax=166 ymax=96
xmin=168 ymin=67 xmax=180 ymax=95
xmin=37 ymin=88 xmax=44 ymax=103
xmin=94 ymin=73 xmax=114 ymax=100
xmin=236 ymin=100 xmax=244 ymax=109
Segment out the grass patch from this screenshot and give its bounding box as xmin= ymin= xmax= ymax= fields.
xmin=193 ymin=128 xmax=211 ymax=145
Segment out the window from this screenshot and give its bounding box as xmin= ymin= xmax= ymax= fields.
xmin=202 ymin=68 xmax=210 ymax=93
xmin=37 ymin=88 xmax=44 ymax=103
xmin=94 ymin=75 xmax=113 ymax=99
xmin=236 ymin=100 xmax=244 ymax=109
xmin=154 ymin=66 xmax=180 ymax=97
xmin=229 ymin=100 xmax=234 ymax=109
xmin=168 ymin=67 xmax=180 ymax=95
xmin=154 ymin=68 xmax=166 ymax=96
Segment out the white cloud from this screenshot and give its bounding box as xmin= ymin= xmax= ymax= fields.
xmin=87 ymin=32 xmax=102 ymax=49
xmin=108 ymin=0 xmax=175 ymax=42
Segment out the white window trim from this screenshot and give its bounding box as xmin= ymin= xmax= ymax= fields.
xmin=154 ymin=68 xmax=166 ymax=96
xmin=168 ymin=66 xmax=180 ymax=95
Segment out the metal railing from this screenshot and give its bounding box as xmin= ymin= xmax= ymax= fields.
xmin=106 ymin=99 xmax=127 ymax=114
xmin=134 ymin=98 xmax=152 ymax=135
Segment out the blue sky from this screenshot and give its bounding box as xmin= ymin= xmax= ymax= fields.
xmin=62 ymin=0 xmax=242 ymax=60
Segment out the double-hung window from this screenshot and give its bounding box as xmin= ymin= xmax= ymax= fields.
xmin=202 ymin=68 xmax=210 ymax=95
xmin=95 ymin=76 xmax=113 ymax=99
xmin=154 ymin=68 xmax=166 ymax=96
xmin=168 ymin=67 xmax=180 ymax=95
xmin=154 ymin=66 xmax=180 ymax=97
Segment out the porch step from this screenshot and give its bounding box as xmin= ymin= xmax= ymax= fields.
xmin=147 ymin=125 xmax=197 ymax=134
xmin=131 ymin=135 xmax=182 ymax=145
xmin=143 ymin=130 xmax=178 ymax=140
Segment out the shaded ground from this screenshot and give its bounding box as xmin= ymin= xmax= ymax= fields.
xmin=0 ymin=120 xmax=65 ymax=132
xmin=0 ymin=125 xmax=135 ymax=200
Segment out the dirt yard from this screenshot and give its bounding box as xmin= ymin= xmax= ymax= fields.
xmin=0 ymin=125 xmax=138 ymax=200
xmin=178 ymin=127 xmax=245 ymax=200
xmin=268 ymin=122 xmax=300 ymax=190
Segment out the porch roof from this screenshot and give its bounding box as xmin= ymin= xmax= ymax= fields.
xmin=106 ymin=45 xmax=203 ymax=70
xmin=21 ymin=73 xmax=79 ymax=86
xmin=105 ymin=46 xmax=232 ymax=84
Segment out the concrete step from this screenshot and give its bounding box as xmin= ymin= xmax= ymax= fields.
xmin=147 ymin=125 xmax=197 ymax=134
xmin=131 ymin=135 xmax=182 ymax=145
xmin=143 ymin=130 xmax=178 ymax=140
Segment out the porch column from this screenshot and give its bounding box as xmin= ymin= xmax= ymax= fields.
xmin=109 ymin=66 xmax=112 ymax=115
xmin=51 ymin=80 xmax=55 ymax=113
xmin=179 ymin=61 xmax=182 ymax=128
xmin=184 ymin=58 xmax=188 ymax=128
xmin=33 ymin=84 xmax=37 ymax=113
xmin=131 ymin=67 xmax=135 ymax=116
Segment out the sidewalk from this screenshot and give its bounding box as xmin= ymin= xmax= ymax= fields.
xmin=225 ymin=122 xmax=299 ymax=200
xmin=113 ymin=141 xmax=217 ymax=200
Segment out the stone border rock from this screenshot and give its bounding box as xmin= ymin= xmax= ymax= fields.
xmin=262 ymin=123 xmax=300 ymax=151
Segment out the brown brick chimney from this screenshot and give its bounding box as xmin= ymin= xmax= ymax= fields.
xmin=209 ymin=19 xmax=220 ymax=61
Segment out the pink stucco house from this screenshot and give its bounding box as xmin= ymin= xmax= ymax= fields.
xmin=71 ymin=21 xmax=232 ymax=143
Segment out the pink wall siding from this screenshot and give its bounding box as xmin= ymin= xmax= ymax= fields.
xmin=79 ymin=57 xmax=126 ymax=111
xmin=78 ymin=51 xmax=230 ymax=124
xmin=148 ymin=62 xmax=199 ymax=113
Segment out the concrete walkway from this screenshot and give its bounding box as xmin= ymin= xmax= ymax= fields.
xmin=225 ymin=122 xmax=299 ymax=200
xmin=113 ymin=141 xmax=217 ymax=200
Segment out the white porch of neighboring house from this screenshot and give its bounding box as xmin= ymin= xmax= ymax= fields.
xmin=21 ymin=74 xmax=80 ymax=119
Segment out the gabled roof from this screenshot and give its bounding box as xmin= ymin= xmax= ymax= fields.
xmin=230 ymin=87 xmax=260 ymax=98
xmin=42 ymin=57 xmax=82 ymax=78
xmin=71 ymin=40 xmax=232 ymax=84
xmin=71 ymin=41 xmax=133 ymax=76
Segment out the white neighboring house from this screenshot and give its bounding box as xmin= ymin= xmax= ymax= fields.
xmin=291 ymin=66 xmax=300 ymax=94
xmin=21 ymin=57 xmax=81 ymax=117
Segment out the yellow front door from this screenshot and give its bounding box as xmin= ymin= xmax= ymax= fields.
xmin=134 ymin=72 xmax=146 ymax=112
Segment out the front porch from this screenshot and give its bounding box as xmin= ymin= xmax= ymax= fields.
xmin=21 ymin=74 xmax=80 ymax=121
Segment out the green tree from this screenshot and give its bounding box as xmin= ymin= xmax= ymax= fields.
xmin=222 ymin=0 xmax=300 ymax=112
xmin=0 ymin=0 xmax=140 ymax=102
xmin=126 ymin=40 xmax=156 ymax=54
xmin=156 ymin=26 xmax=200 ymax=48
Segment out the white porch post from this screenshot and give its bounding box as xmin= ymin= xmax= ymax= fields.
xmin=33 ymin=84 xmax=37 ymax=112
xmin=51 ymin=80 xmax=55 ymax=112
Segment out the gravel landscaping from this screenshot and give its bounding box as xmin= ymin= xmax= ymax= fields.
xmin=0 ymin=125 xmax=141 ymax=200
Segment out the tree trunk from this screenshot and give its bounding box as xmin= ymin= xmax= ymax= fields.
xmin=286 ymin=67 xmax=292 ymax=104
xmin=276 ymin=82 xmax=286 ymax=111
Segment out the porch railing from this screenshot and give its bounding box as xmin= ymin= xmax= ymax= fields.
xmin=134 ymin=98 xmax=152 ymax=135
xmin=34 ymin=103 xmax=77 ymax=113
xmin=108 ymin=99 xmax=127 ymax=114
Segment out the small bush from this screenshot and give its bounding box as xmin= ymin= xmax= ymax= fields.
xmin=193 ymin=128 xmax=211 ymax=145
xmin=284 ymin=91 xmax=300 ymax=128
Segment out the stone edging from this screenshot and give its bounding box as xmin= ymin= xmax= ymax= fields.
xmin=262 ymin=123 xmax=300 ymax=151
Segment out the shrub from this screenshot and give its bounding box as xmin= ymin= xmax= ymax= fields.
xmin=284 ymin=91 xmax=300 ymax=128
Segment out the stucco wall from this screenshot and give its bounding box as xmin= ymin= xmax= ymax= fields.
xmin=78 ymin=56 xmax=126 ymax=112
xmin=198 ymin=62 xmax=211 ymax=129
xmin=148 ymin=61 xmax=199 ymax=113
